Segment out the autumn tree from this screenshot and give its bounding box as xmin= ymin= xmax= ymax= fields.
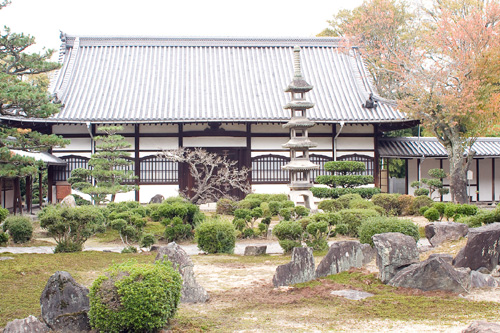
xmin=159 ymin=148 xmax=251 ymax=204
xmin=68 ymin=126 xmax=137 ymax=204
xmin=321 ymin=0 xmax=500 ymax=203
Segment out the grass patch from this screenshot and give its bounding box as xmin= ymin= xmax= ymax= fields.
xmin=0 ymin=251 xmax=156 ymax=327
xmin=92 ymin=227 xmax=121 ymax=243
xmin=144 ymin=221 xmax=165 ymax=238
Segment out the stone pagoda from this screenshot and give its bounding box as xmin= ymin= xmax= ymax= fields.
xmin=282 ymin=46 xmax=319 ymax=209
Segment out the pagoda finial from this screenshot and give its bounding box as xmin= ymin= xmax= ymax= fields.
xmin=293 ymin=46 xmax=302 ymax=78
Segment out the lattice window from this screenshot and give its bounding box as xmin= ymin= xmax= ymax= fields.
xmin=251 ymin=154 xmax=290 ymax=183
xmin=310 ymin=154 xmax=333 ymax=182
xmin=53 ymin=155 xmax=89 ymax=181
xmin=115 ymin=157 xmax=135 ymax=184
xmin=140 ymin=155 xmax=178 ymax=184
xmin=337 ymin=154 xmax=374 ymax=175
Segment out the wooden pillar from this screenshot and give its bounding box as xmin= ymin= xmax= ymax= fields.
xmin=38 ymin=171 xmax=43 ymax=208
xmin=13 ymin=178 xmax=22 ymax=215
xmin=25 ymin=175 xmax=32 ymax=214
xmin=47 ymin=165 xmax=54 ymax=204
xmin=246 ymin=123 xmax=252 ymax=186
xmin=476 ymin=158 xmax=480 ymax=202
xmin=373 ymin=125 xmax=380 ymax=188
xmin=0 ymin=178 xmax=3 ymax=209
xmin=134 ymin=124 xmax=140 ymax=202
xmin=493 ymin=159 xmax=496 ymax=202
xmin=440 ymin=159 xmax=444 ymax=202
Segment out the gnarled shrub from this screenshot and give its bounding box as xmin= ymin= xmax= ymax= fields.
xmin=273 ymin=220 xmax=303 ymax=253
xmin=89 ymin=259 xmax=181 ymax=333
xmin=338 ymin=208 xmax=380 ymax=237
xmin=195 ymin=218 xmax=236 ymax=254
xmin=371 ymin=193 xmax=401 ymax=215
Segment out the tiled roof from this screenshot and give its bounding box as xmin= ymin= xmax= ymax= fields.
xmin=40 ymin=36 xmax=409 ymax=124
xmin=11 ymin=150 xmax=67 ymax=165
xmin=379 ymin=137 xmax=500 ymax=158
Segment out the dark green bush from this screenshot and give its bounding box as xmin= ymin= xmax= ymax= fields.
xmin=358 ymin=216 xmax=419 ymax=246
xmin=311 ymin=187 xmax=381 ymax=199
xmin=304 ymin=220 xmax=329 ymax=251
xmin=419 ymin=206 xmax=430 ymax=216
xmin=397 ymin=195 xmax=415 ymax=215
xmin=195 ymin=218 xmax=236 ymax=254
xmin=349 ymin=198 xmax=375 ymax=210
xmin=456 ymin=208 xmax=500 ymax=227
xmin=72 ymin=194 xmax=91 ymax=206
xmin=3 ymin=216 xmax=32 ymax=243
xmin=443 ymin=203 xmax=478 ymax=221
xmin=371 ymin=193 xmax=401 ymax=215
xmin=216 ymin=198 xmax=236 ymax=215
xmin=317 ymin=199 xmax=343 ymax=212
xmin=121 ymin=245 xmax=138 ymax=253
xmin=234 ymin=208 xmax=252 ymax=220
xmin=163 ymin=216 xmax=192 ymax=242
xmin=261 ymin=216 xmax=272 ymax=225
xmin=335 ymin=223 xmax=349 ymax=235
xmin=232 ymin=218 xmax=246 ymax=231
xmin=337 ymin=193 xmax=363 ymax=208
xmin=410 ymin=195 xmax=434 ymax=215
xmin=38 ymin=205 xmax=106 ymax=252
xmin=89 ymin=259 xmax=182 ymax=333
xmin=0 ymin=231 xmax=8 ymax=245
xmin=311 ymin=211 xmax=341 ymax=226
xmin=273 ymin=220 xmax=303 ymax=253
xmin=268 ymin=201 xmax=282 ymax=216
xmin=338 ymin=208 xmax=380 ymax=237
xmin=242 ymin=228 xmax=255 ymax=239
xmin=140 ymin=233 xmax=156 ymax=250
xmin=424 ymin=207 xmax=440 ymax=222
xmin=414 ymin=188 xmax=430 ymax=196
xmin=431 ymin=202 xmax=446 ymax=221
xmin=258 ymin=223 xmax=267 ymax=233
xmin=0 ymin=207 xmax=8 ymax=223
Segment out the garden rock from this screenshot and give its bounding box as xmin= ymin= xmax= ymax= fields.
xmin=155 ymin=242 xmax=209 ymax=303
xmin=60 ymin=194 xmax=76 ymax=208
xmin=463 ymin=321 xmax=500 ymax=332
xmin=3 ymin=315 xmax=50 ymax=333
xmin=330 ymin=289 xmax=374 ymax=300
xmin=149 ymin=194 xmax=164 ymax=204
xmin=425 ymin=222 xmax=468 ymax=247
xmin=273 ymin=247 xmax=315 ymax=287
xmin=470 ymin=270 xmax=499 ymax=289
xmin=372 ymin=232 xmax=420 ymax=283
xmin=428 ymin=253 xmax=454 ymax=264
xmin=244 ymin=245 xmax=267 ymax=256
xmin=389 ymin=256 xmax=471 ymax=293
xmin=40 ymin=271 xmax=90 ymax=332
xmin=453 ymin=222 xmax=500 ymax=271
xmin=315 ymin=241 xmax=374 ymax=278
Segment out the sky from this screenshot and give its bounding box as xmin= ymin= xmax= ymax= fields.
xmin=1 ymin=0 xmax=364 ymax=55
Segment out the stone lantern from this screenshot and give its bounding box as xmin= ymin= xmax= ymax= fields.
xmin=282 ymin=46 xmax=319 ymax=209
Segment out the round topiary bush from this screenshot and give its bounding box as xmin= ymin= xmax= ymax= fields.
xmin=3 ymin=216 xmax=33 ymax=243
xmin=195 ymin=218 xmax=236 ymax=254
xmin=272 ymin=220 xmax=303 ymax=253
xmin=424 ymin=207 xmax=440 ymax=222
xmin=89 ymin=259 xmax=182 ymax=333
xmin=358 ymin=216 xmax=419 ymax=246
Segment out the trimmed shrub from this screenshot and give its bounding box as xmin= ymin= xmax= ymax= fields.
xmin=337 ymin=193 xmax=363 ymax=209
xmin=232 ymin=218 xmax=246 ymax=231
xmin=304 ymin=221 xmax=329 ymax=251
xmin=349 ymin=198 xmax=375 ymax=210
xmin=431 ymin=202 xmax=446 ymax=221
xmin=140 ymin=233 xmax=156 ymax=250
xmin=216 ymin=198 xmax=236 ymax=215
xmin=311 ymin=187 xmax=381 ymax=199
xmin=242 ymin=228 xmax=256 ymax=238
xmin=196 ymin=218 xmax=236 ymax=254
xmin=317 ymin=199 xmax=343 ymax=212
xmin=424 ymin=207 xmax=440 ymax=222
xmin=3 ymin=216 xmax=32 ymax=243
xmin=273 ymin=220 xmax=303 ymax=253
xmin=358 ymin=216 xmax=419 ymax=246
xmin=0 ymin=207 xmax=8 ymax=223
xmin=89 ymin=259 xmax=182 ymax=333
xmin=371 ymin=193 xmax=401 ymax=215
xmin=0 ymin=231 xmax=8 ymax=245
xmin=335 ymin=223 xmax=349 ymax=235
xmin=121 ymin=245 xmax=138 ymax=253
xmin=456 ymin=208 xmax=500 ymax=227
xmin=268 ymin=201 xmax=282 ymax=216
xmin=410 ymin=195 xmax=434 ymax=215
xmin=397 ymin=195 xmax=415 ymax=215
xmin=163 ymin=216 xmax=193 ymax=242
xmin=419 ymin=206 xmax=430 ymax=216
xmin=338 ymin=208 xmax=380 ymax=237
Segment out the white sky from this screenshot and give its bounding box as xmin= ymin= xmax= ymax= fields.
xmin=1 ymin=0 xmax=364 ymax=54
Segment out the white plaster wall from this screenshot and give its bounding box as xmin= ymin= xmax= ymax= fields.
xmin=407 ymin=159 xmax=418 ymax=196
xmin=251 ymin=137 xmax=288 ymax=150
xmin=140 ymin=124 xmax=178 ymax=134
xmin=53 ymin=152 xmax=92 ymax=158
xmin=337 ymin=151 xmax=375 ymax=158
xmin=251 ymin=184 xmax=290 ymax=195
xmin=308 ymin=124 xmax=332 ymax=134
xmin=138 ymin=185 xmax=180 ymax=203
xmin=251 ymin=124 xmax=289 ymax=134
xmin=62 ymin=138 xmax=91 ymax=151
xmin=220 ymin=123 xmax=246 ymax=131
xmin=251 ymin=151 xmax=289 ymax=157
xmin=95 ymin=124 xmax=135 ymax=134
xmin=478 ymin=159 xmax=493 ymax=202
xmin=496 ymin=159 xmax=500 ymax=202
xmin=337 ymin=137 xmax=374 ymax=150
xmin=140 ymin=137 xmax=178 ymax=151
xmin=312 ymin=137 xmax=333 ymax=150
xmin=340 ymin=124 xmax=374 ymax=134
xmin=183 ymin=137 xmax=246 ymax=147
xmin=53 ymin=124 xmax=88 ymax=134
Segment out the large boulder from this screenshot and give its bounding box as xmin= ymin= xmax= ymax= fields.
xmin=60 ymin=194 xmax=76 ymax=208
xmin=389 ymin=256 xmax=471 ymax=293
xmin=3 ymin=315 xmax=50 ymax=333
xmin=425 ymin=222 xmax=468 ymax=247
xmin=155 ymin=242 xmax=209 ymax=303
xmin=463 ymin=321 xmax=500 ymax=332
xmin=470 ymin=270 xmax=499 ymax=289
xmin=272 ymin=247 xmax=315 ymax=287
xmin=149 ymin=194 xmax=164 ymax=204
xmin=316 ymin=241 xmax=375 ymax=278
xmin=40 ymin=271 xmax=90 ymax=332
xmin=453 ymin=222 xmax=500 ymax=271
xmin=372 ymin=232 xmax=420 ymax=283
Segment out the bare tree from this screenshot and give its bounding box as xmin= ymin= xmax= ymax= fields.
xmin=159 ymin=148 xmax=251 ymax=204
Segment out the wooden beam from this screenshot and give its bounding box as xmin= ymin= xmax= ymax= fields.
xmin=476 ymin=158 xmax=480 ymax=202
xmin=493 ymin=158 xmax=496 ymax=202
xmin=373 ymin=125 xmax=380 ymax=188
xmin=134 ymin=124 xmax=140 ymax=202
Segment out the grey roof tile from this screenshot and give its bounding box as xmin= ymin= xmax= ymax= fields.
xmin=41 ymin=36 xmax=410 ymax=124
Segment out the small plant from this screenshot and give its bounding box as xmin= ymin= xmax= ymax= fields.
xmin=358 ymin=216 xmax=419 ymax=246
xmin=121 ymin=245 xmax=138 ymax=253
xmin=0 ymin=231 xmax=8 ymax=245
xmin=411 ymin=169 xmax=449 ymax=199
xmin=89 ymin=259 xmax=182 ymax=333
xmin=195 ymin=217 xmax=236 ymax=254
xmin=140 ymin=233 xmax=156 ymax=250
xmin=0 ymin=207 xmax=8 ymax=223
xmin=2 ymin=216 xmax=33 ymax=243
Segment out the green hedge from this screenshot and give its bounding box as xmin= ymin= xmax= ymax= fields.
xmin=358 ymin=216 xmax=419 ymax=246
xmin=338 ymin=208 xmax=380 ymax=237
xmin=311 ymin=187 xmax=381 ymax=199
xmin=195 ymin=218 xmax=236 ymax=254
xmin=2 ymin=216 xmax=33 ymax=243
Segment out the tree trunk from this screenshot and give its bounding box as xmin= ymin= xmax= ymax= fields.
xmin=447 ymin=142 xmax=473 ymax=204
